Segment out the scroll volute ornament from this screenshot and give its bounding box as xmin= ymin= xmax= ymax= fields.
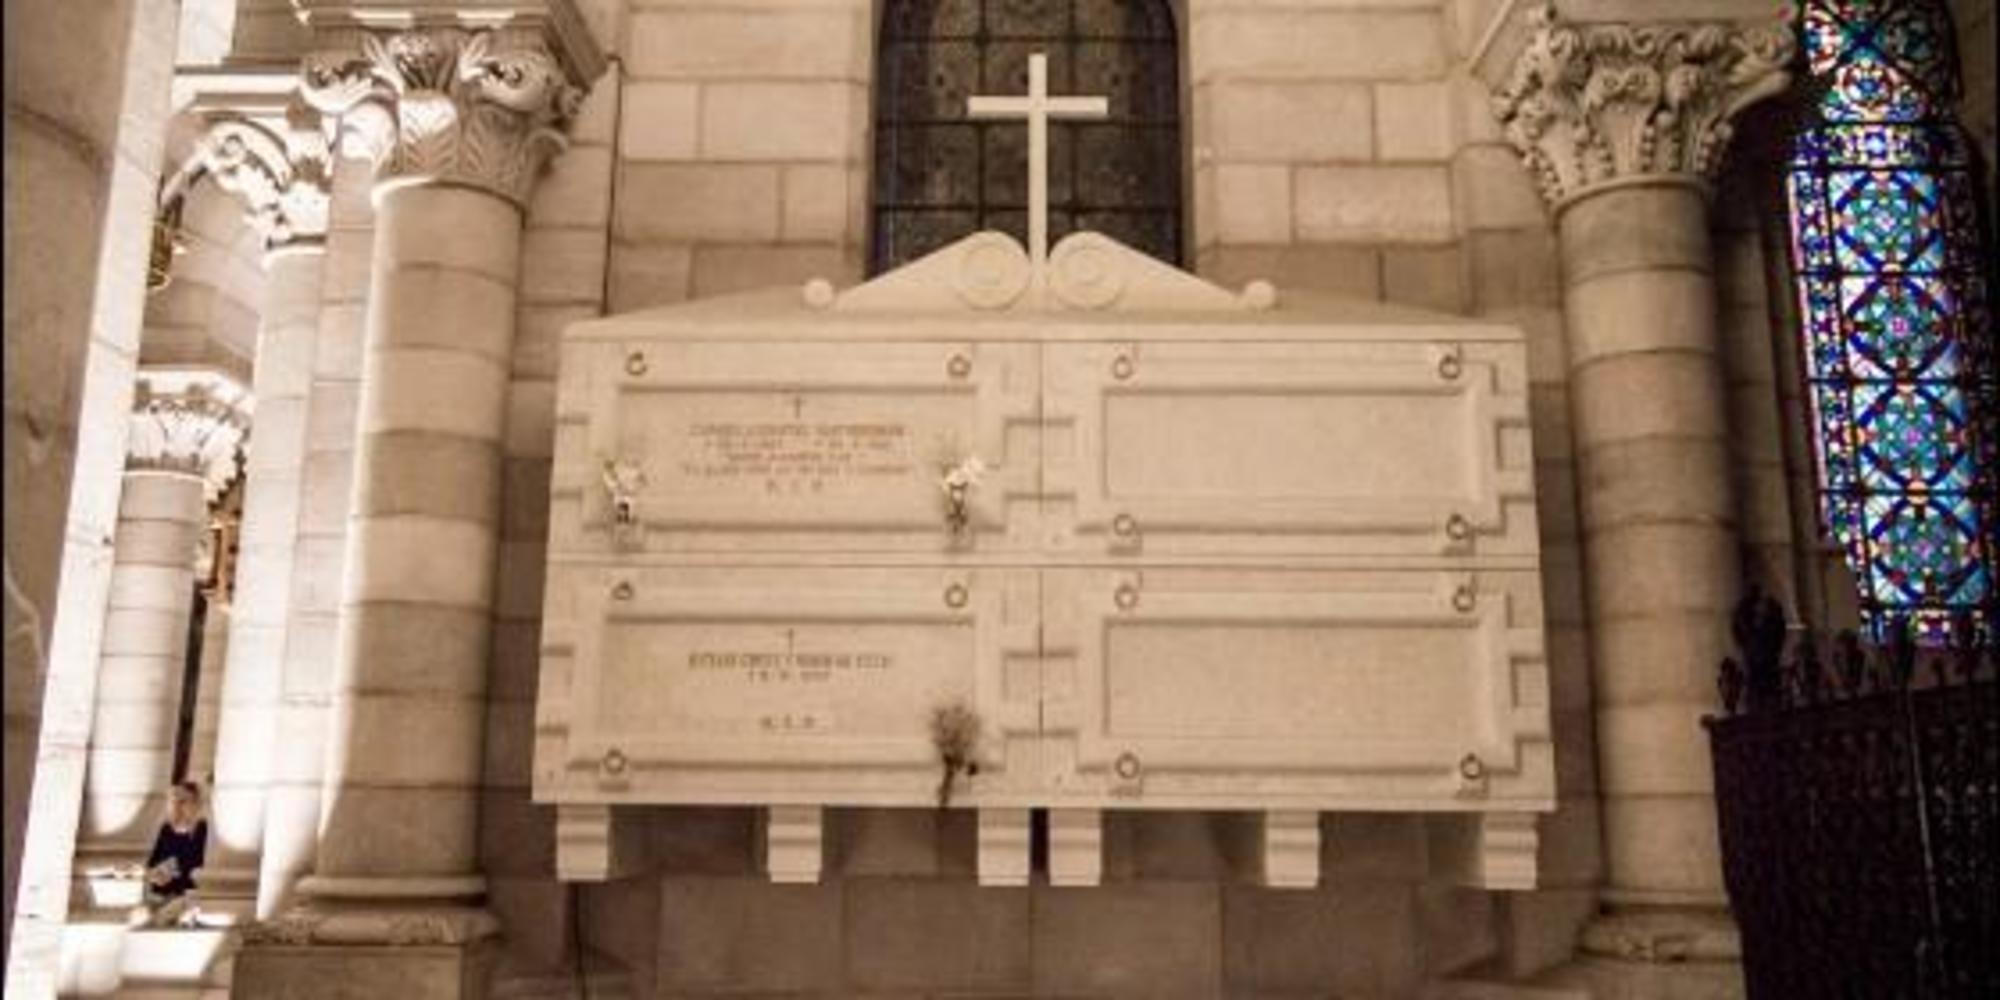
xmin=1491 ymin=3 xmax=1795 ymax=208
xmin=196 ymin=108 xmax=333 ymax=250
xmin=300 ymin=28 xmax=584 ymax=207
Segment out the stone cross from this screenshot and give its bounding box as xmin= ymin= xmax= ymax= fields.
xmin=967 ymin=52 xmax=1109 ymax=270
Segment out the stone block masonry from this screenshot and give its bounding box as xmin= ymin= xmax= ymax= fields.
xmin=611 ymin=0 xmax=869 ymax=310
xmin=576 ymin=810 xmax=1480 ymax=999
xmin=1190 ymin=0 xmax=1464 ymax=309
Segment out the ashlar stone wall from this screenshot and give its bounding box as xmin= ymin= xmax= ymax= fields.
xmin=1193 ymin=0 xmax=1465 ymax=308
xmin=608 ymin=0 xmax=871 ymax=309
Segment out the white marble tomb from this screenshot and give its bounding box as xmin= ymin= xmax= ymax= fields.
xmin=535 ymin=230 xmax=1554 ymax=893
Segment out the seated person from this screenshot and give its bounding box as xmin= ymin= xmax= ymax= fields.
xmin=139 ymin=781 xmax=208 ymax=928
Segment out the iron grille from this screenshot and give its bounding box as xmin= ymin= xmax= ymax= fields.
xmin=1709 ymin=590 xmax=1998 ymax=998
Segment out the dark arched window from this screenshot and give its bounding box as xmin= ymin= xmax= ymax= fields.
xmin=1785 ymin=0 xmax=1997 ymax=644
xmin=871 ymin=0 xmax=1182 ymax=274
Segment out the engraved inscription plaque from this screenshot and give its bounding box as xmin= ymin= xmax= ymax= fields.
xmin=550 ymin=340 xmax=1041 ymax=553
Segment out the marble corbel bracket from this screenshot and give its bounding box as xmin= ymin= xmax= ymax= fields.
xmin=1048 ymin=809 xmax=1103 ymax=887
xmin=554 ymin=803 xmax=649 ymax=882
xmin=765 ymin=805 xmax=823 ymax=884
xmin=1436 ymin=812 xmax=1540 ymax=891
xmin=977 ymin=808 xmax=1031 ymax=887
xmin=1261 ymin=810 xmax=1321 ymax=890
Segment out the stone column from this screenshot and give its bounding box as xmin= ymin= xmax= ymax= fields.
xmin=3 ymin=0 xmax=179 ymax=967
xmin=1489 ymin=3 xmax=1793 ymax=987
xmin=237 ymin=15 xmax=601 ymax=996
xmin=78 ymin=372 xmax=250 ymax=855
xmin=254 ymin=155 xmax=372 ymax=921
xmin=194 ymin=110 xmax=335 ymax=903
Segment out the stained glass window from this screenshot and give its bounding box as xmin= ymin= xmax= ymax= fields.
xmin=1787 ymin=0 xmax=1997 ymax=645
xmin=871 ymin=0 xmax=1182 ymax=274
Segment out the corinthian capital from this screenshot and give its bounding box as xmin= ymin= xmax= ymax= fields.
xmin=300 ymin=26 xmax=590 ymax=207
xmin=192 ymin=105 xmax=335 ymax=251
xmin=127 ymin=369 xmax=254 ymax=502
xmin=1490 ymin=3 xmax=1795 ymax=209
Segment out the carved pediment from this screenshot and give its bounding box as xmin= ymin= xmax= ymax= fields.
xmin=824 ymin=231 xmax=1277 ymax=314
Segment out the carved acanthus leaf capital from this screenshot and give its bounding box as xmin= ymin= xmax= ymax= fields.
xmin=195 ymin=106 xmax=334 ymax=250
xmin=301 ymin=27 xmax=585 ymax=208
xmin=127 ymin=369 xmax=253 ymax=502
xmin=1491 ymin=3 xmax=1795 ymax=210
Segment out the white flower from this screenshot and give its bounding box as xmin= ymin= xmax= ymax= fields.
xmin=601 ymin=458 xmax=646 ymax=494
xmin=940 ymin=456 xmax=988 ymax=493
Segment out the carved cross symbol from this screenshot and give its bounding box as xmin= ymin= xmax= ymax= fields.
xmin=968 ymin=53 xmax=1109 ymax=272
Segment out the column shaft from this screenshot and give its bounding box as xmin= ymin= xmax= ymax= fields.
xmin=1559 ymin=181 xmax=1738 ymax=907
xmin=257 ymin=209 xmax=367 ymax=918
xmin=81 ymin=471 xmax=209 ymax=847
xmin=312 ymin=184 xmax=520 ymax=888
xmin=208 ymin=246 xmax=325 ymax=887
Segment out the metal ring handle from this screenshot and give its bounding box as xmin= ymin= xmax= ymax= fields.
xmin=1445 ymin=514 xmax=1472 ymax=542
xmin=1452 ymin=585 xmax=1477 ymax=613
xmin=602 ymin=748 xmax=629 ymax=775
xmin=1114 ymin=583 xmax=1140 ymax=611
xmin=944 ymin=583 xmax=969 ymax=609
xmin=1114 ymin=751 xmax=1142 ymax=781
xmin=947 ymin=354 xmax=973 ymax=379
xmin=1111 ymin=513 xmax=1139 ymax=538
xmin=625 ymin=352 xmax=648 ymax=376
xmin=1111 ymin=355 xmax=1135 ymax=380
xmin=1458 ymin=752 xmax=1485 ymax=781
xmin=611 ymin=580 xmax=635 ymax=601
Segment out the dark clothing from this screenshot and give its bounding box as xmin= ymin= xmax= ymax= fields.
xmin=145 ymin=820 xmax=206 ymax=898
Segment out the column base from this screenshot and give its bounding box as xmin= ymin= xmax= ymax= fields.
xmin=1540 ymin=910 xmax=1744 ymax=1000
xmin=193 ymin=865 xmax=260 ymax=924
xmin=234 ymin=904 xmax=500 ymax=1000
xmin=1538 ymin=956 xmax=1743 ymax=1000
